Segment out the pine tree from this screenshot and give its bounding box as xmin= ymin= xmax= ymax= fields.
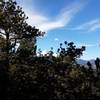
xmin=0 ymin=0 xmax=43 ymax=99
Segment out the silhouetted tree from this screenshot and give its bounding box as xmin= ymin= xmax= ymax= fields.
xmin=0 ymin=0 xmax=43 ymax=64
xmin=57 ymin=41 xmax=85 ymax=64
xmin=0 ymin=0 xmax=43 ymax=99
xmin=95 ymin=58 xmax=100 ymax=71
xmin=87 ymin=61 xmax=92 ymax=68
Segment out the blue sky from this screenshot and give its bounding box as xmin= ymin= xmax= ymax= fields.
xmin=18 ymin=0 xmax=100 ymax=60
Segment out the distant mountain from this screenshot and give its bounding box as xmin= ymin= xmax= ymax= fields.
xmin=77 ymin=59 xmax=87 ymax=65
xmin=89 ymin=59 xmax=95 ymax=64
xmin=77 ymin=59 xmax=95 ymax=65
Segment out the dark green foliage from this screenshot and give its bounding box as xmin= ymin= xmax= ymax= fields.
xmin=57 ymin=41 xmax=85 ymax=64
xmin=0 ymin=0 xmax=42 ymax=99
xmin=0 ymin=0 xmax=42 ymax=59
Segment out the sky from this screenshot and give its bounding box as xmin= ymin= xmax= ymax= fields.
xmin=17 ymin=0 xmax=100 ymax=60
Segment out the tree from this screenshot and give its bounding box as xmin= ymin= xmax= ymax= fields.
xmin=0 ymin=35 xmax=6 ymax=60
xmin=0 ymin=0 xmax=43 ymax=65
xmin=57 ymin=41 xmax=85 ymax=64
xmin=17 ymin=38 xmax=37 ymax=58
xmin=95 ymin=58 xmax=100 ymax=72
xmin=0 ymin=0 xmax=43 ymax=99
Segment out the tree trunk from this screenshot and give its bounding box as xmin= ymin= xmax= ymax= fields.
xmin=0 ymin=32 xmax=10 ymax=100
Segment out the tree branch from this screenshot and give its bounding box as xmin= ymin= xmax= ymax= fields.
xmin=0 ymin=31 xmax=6 ymax=36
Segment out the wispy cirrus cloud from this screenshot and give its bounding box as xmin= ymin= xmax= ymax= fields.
xmin=73 ymin=19 xmax=100 ymax=32
xmin=37 ymin=1 xmax=84 ymax=32
xmin=77 ymin=43 xmax=99 ymax=47
xmin=18 ymin=0 xmax=85 ymax=32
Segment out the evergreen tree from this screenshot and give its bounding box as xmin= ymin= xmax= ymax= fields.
xmin=0 ymin=0 xmax=43 ymax=99
xmin=57 ymin=41 xmax=85 ymax=64
xmin=0 ymin=0 xmax=43 ymax=64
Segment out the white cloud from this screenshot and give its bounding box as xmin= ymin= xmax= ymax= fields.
xmin=90 ymin=23 xmax=100 ymax=31
xmin=77 ymin=43 xmax=99 ymax=47
xmin=41 ymin=50 xmax=57 ymax=57
xmin=25 ymin=10 xmax=48 ymax=26
xmin=36 ymin=1 xmax=84 ymax=32
xmin=74 ymin=19 xmax=100 ymax=32
xmin=54 ymin=38 xmax=59 ymax=41
xmin=37 ymin=50 xmax=47 ymax=56
xmin=85 ymin=44 xmax=98 ymax=47
xmin=17 ymin=0 xmax=84 ymax=32
xmin=42 ymin=50 xmax=48 ymax=55
xmin=53 ymin=53 xmax=57 ymax=57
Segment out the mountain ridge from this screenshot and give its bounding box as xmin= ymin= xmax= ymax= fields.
xmin=77 ymin=59 xmax=95 ymax=65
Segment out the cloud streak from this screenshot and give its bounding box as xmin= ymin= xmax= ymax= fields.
xmin=73 ymin=19 xmax=100 ymax=32
xmin=38 ymin=1 xmax=84 ymax=32
xmin=77 ymin=43 xmax=99 ymax=48
xmin=18 ymin=0 xmax=85 ymax=32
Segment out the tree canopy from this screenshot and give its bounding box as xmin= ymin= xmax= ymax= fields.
xmin=0 ymin=0 xmax=43 ymax=60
